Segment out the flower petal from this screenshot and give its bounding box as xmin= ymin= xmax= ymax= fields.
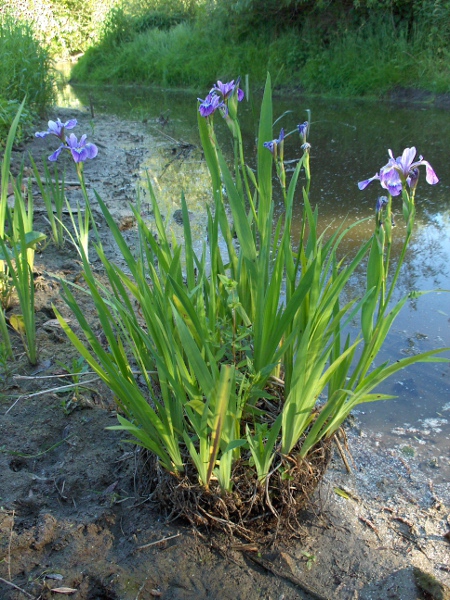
xmin=263 ymin=141 xmax=276 ymax=154
xmin=85 ymin=143 xmax=98 ymax=159
xmin=358 ymin=175 xmax=379 ymax=190
xmin=48 ymin=145 xmax=64 ymax=161
xmin=64 ymin=119 xmax=78 ymax=130
xmin=400 ymin=147 xmax=416 ymax=172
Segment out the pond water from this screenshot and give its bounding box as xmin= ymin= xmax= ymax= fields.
xmin=57 ymin=79 xmax=450 ymax=479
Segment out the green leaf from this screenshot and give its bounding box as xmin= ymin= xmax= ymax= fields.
xmin=1 ymin=97 xmax=26 ymax=239
xmin=333 ymin=487 xmax=351 ymax=499
xmin=257 ymin=73 xmax=273 ymax=219
xmin=206 ymin=364 xmax=235 ymax=487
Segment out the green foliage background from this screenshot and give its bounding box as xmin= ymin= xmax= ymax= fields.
xmin=0 ymin=14 xmax=54 ymax=144
xmin=0 ymin=0 xmax=116 ymax=58
xmin=69 ymin=0 xmax=450 ymax=96
xmin=1 ymin=0 xmax=450 ymax=105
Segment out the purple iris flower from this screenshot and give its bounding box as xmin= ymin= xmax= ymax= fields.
xmin=298 ymin=121 xmax=308 ymax=142
xmin=35 ymin=118 xmax=77 ymax=140
xmin=263 ymin=128 xmax=284 ymax=155
xmin=358 ymin=147 xmax=439 ymax=196
xmin=198 ymin=92 xmax=223 ymax=117
xmin=49 ymin=133 xmax=98 ymax=163
xmin=212 ymin=79 xmax=244 ymax=102
xmin=375 ymin=195 xmax=389 ymax=213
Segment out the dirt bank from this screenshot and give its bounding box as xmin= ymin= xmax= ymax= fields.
xmin=0 ymin=108 xmax=449 ymax=600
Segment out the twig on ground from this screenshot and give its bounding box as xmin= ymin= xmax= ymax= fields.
xmin=334 ymin=435 xmax=351 ymax=474
xmin=0 ymin=577 xmax=35 ymax=599
xmin=359 ymin=516 xmax=380 ymax=539
xmin=5 ymin=378 xmax=100 ymax=414
xmin=134 ymin=532 xmax=181 ymax=551
xmin=7 ymin=509 xmax=14 ymax=580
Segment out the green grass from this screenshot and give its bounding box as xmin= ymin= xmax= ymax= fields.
xmin=71 ymin=10 xmax=450 ymax=97
xmin=300 ymin=22 xmax=450 ymax=97
xmin=0 ymin=14 xmax=55 ymax=145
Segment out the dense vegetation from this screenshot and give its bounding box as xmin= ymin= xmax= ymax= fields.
xmin=70 ymin=0 xmax=450 ymax=97
xmin=2 ymin=0 xmax=450 ymax=103
xmin=1 ymin=0 xmax=116 ymax=58
xmin=0 ymin=15 xmax=54 ymax=145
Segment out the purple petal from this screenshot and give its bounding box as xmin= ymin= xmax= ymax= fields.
xmin=399 ymin=147 xmax=416 ymax=173
xmin=64 ymin=119 xmax=78 ymax=130
xmin=198 ymin=93 xmax=222 ymax=117
xmin=48 ymin=120 xmax=61 ymax=134
xmin=358 ymin=175 xmax=379 ymax=190
xmin=48 ymin=145 xmax=64 ymax=161
xmin=411 ymin=156 xmax=439 ymax=185
xmin=298 ymin=122 xmax=308 ymax=139
xmin=199 ymin=103 xmax=215 ymax=117
xmin=85 ymin=143 xmax=98 ymax=159
xmin=66 ymin=133 xmax=79 ymax=149
xmin=376 ymin=196 xmax=389 ymax=212
xmin=70 ymin=148 xmax=86 ymax=163
xmin=263 ymin=141 xmax=275 ymax=154
xmin=383 ymin=181 xmax=403 ymax=196
xmin=424 ymin=161 xmax=439 ymax=184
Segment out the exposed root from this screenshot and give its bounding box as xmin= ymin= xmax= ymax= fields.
xmin=143 ymin=436 xmax=333 ymax=544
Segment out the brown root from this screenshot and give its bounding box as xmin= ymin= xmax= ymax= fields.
xmin=143 ymin=436 xmax=333 ymax=544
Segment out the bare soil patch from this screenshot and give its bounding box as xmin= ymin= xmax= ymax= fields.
xmin=0 ymin=108 xmax=449 ymax=600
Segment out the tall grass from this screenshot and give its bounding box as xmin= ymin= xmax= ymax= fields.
xmin=0 ymin=15 xmax=54 ymax=114
xmin=71 ymin=7 xmax=450 ymax=96
xmin=0 ymin=101 xmax=46 ymax=364
xmin=301 ymin=21 xmax=450 ymax=97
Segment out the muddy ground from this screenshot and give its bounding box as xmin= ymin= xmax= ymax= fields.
xmin=0 ymin=108 xmax=449 ymax=600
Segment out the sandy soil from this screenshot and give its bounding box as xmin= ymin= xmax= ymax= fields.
xmin=0 ymin=108 xmax=449 ymax=600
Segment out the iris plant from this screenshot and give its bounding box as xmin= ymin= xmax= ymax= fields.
xmin=358 ymin=147 xmax=439 ymax=196
xmin=264 ymin=128 xmax=286 ymax=191
xmin=35 ymin=118 xmax=77 ymax=141
xmin=263 ymin=127 xmax=285 ymax=157
xmin=53 ymin=75 xmax=448 ymax=503
xmin=49 ymin=133 xmax=98 ymax=164
xmin=198 ymin=79 xmax=244 ymax=118
xmin=198 ymin=93 xmax=223 ymax=118
xmin=211 ymin=79 xmax=245 ymax=102
xmin=36 ymin=119 xmax=98 ymax=261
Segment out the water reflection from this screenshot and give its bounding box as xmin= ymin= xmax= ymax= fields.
xmin=58 ymin=80 xmax=450 ymax=478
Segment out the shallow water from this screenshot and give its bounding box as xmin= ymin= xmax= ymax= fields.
xmin=58 ymin=80 xmax=450 ymax=478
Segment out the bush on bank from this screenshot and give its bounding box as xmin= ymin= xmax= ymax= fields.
xmin=70 ymin=0 xmax=450 ymax=97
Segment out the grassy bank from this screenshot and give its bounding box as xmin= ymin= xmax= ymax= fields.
xmin=71 ymin=2 xmax=450 ymax=98
xmin=0 ymin=15 xmax=55 ymax=146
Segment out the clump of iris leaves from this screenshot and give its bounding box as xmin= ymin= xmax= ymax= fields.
xmin=14 ymin=74 xmax=449 ymax=509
